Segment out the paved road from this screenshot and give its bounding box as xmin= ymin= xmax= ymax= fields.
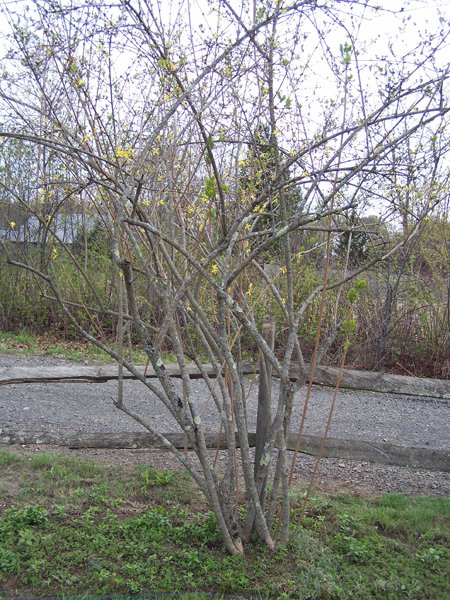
xmin=0 ymin=354 xmax=448 ymax=451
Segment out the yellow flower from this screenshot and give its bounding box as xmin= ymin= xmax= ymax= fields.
xmin=210 ymin=262 xmax=219 ymax=275
xmin=115 ymin=146 xmax=134 ymax=163
xmin=253 ymin=204 xmax=265 ymax=214
xmin=51 ymin=247 xmax=58 ymax=260
xmin=9 ymin=221 xmax=16 ymax=229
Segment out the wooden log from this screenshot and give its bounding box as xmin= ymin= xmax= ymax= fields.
xmin=285 ymin=434 xmax=450 ymax=473
xmin=291 ymin=364 xmax=450 ymax=399
xmin=0 ymin=363 xmax=257 ymax=386
xmin=0 ymin=361 xmax=448 ymax=399
xmin=1 ymin=428 xmax=448 ymax=472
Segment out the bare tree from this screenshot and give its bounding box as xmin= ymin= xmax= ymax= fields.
xmin=0 ymin=0 xmax=449 ymax=552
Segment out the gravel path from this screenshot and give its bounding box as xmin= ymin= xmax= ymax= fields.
xmin=1 ymin=353 xmax=449 ymax=497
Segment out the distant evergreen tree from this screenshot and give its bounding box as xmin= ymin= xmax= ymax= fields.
xmin=335 ymin=211 xmax=370 ymax=267
xmin=239 ymin=124 xmax=302 ymax=259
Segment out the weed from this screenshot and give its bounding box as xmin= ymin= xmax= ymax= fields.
xmin=416 ymin=545 xmax=447 ymax=566
xmin=0 ymin=548 xmax=18 ymax=575
xmin=0 ymin=330 xmax=36 ymax=353
xmin=52 ymin=504 xmax=68 ymax=517
xmin=17 ymin=528 xmax=36 ymax=547
xmin=4 ymin=504 xmax=49 ymax=526
xmin=15 ymin=330 xmax=36 ymax=346
xmin=0 ymin=448 xmax=23 ymax=467
xmin=46 ymin=345 xmax=65 ymax=355
xmin=139 ymin=467 xmax=176 ymax=492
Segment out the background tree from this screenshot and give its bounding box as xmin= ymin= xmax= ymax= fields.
xmin=239 ymin=123 xmax=303 ymax=258
xmin=334 ymin=211 xmax=372 ymax=267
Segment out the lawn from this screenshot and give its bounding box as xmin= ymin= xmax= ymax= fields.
xmin=0 ymin=448 xmax=448 ymax=599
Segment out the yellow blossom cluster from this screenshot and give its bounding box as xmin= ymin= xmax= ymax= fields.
xmin=115 ymin=146 xmax=134 ymax=163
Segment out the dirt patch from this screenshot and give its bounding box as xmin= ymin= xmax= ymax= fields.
xmin=0 ymin=471 xmax=23 ymax=507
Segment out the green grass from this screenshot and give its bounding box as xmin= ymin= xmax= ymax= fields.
xmin=0 ymin=448 xmax=448 ymax=599
xmin=0 ymin=329 xmax=37 ymax=351
xmin=0 ymin=330 xmax=177 ymax=365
